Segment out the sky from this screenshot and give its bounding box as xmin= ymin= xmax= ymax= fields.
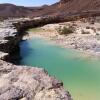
xmin=0 ymin=0 xmax=59 ymax=6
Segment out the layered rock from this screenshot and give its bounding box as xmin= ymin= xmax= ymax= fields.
xmin=0 ymin=20 xmax=23 ymax=64
xmin=0 ymin=20 xmax=18 ymax=53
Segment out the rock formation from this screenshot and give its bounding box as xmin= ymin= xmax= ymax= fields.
xmin=0 ymin=60 xmax=72 ymax=100
xmin=0 ymin=19 xmax=73 ymax=100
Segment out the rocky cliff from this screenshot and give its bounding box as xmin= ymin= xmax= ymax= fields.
xmin=0 ymin=19 xmax=72 ymax=100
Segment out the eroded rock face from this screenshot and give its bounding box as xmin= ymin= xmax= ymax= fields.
xmin=0 ymin=60 xmax=72 ymax=100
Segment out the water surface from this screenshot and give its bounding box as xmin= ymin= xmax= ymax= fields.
xmin=20 ymin=38 xmax=100 ymax=100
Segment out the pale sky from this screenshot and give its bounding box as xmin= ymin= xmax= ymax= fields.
xmin=0 ymin=0 xmax=59 ymax=6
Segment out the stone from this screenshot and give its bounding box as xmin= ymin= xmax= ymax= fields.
xmin=0 ymin=60 xmax=72 ymax=100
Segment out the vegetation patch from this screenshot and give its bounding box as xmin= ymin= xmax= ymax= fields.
xmin=81 ymin=30 xmax=90 ymax=34
xmin=56 ymin=26 xmax=75 ymax=35
xmin=27 ymin=28 xmax=44 ymax=33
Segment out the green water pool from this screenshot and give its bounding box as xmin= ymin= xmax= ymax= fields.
xmin=20 ymin=37 xmax=100 ymax=100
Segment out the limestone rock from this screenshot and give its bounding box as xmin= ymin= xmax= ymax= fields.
xmin=0 ymin=60 xmax=72 ymax=100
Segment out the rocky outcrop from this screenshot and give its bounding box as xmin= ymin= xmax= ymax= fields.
xmin=0 ymin=20 xmax=23 ymax=64
xmin=0 ymin=19 xmax=73 ymax=100
xmin=0 ymin=60 xmax=72 ymax=100
xmin=0 ymin=20 xmax=19 ymax=53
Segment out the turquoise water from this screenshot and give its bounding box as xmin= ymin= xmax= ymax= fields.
xmin=20 ymin=38 xmax=100 ymax=100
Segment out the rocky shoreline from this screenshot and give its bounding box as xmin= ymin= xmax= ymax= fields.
xmin=0 ymin=60 xmax=72 ymax=100
xmin=0 ymin=19 xmax=72 ymax=100
xmin=27 ymin=19 xmax=100 ymax=58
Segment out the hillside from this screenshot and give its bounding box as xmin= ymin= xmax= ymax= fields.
xmin=35 ymin=0 xmax=100 ymax=17
xmin=0 ymin=4 xmax=34 ymax=17
xmin=0 ymin=0 xmax=100 ymax=18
